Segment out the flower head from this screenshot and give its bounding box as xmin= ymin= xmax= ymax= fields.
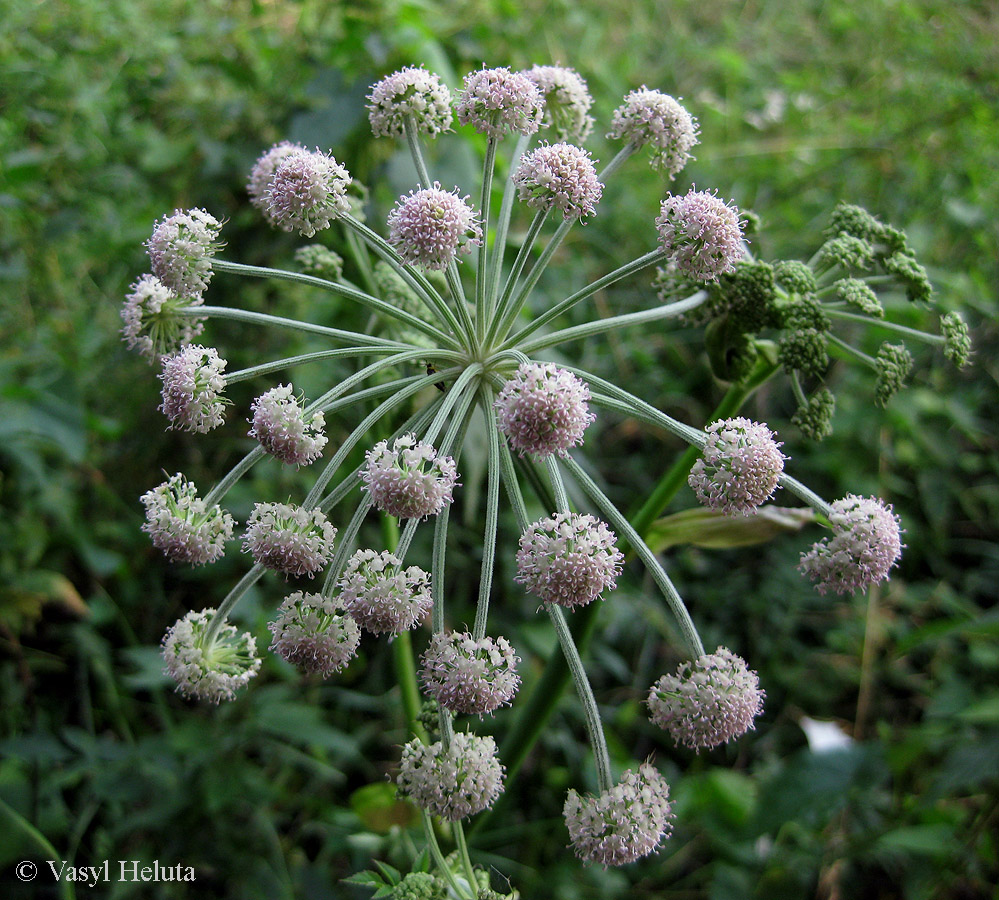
xmin=874 ymin=342 xmax=913 ymax=406
xmin=397 ymin=732 xmax=505 ymax=820
xmin=656 ymin=189 xmax=746 ymax=281
xmin=162 ymin=609 xmax=261 ymax=703
xmin=266 ymin=149 xmax=352 ymax=237
xmin=386 ymin=183 xmax=482 ymax=270
xmin=688 ymin=417 xmax=786 ymax=515
xmin=495 ymin=362 xmax=595 ymax=457
xmin=516 ymin=512 xmax=623 ymax=608
xmin=248 ymin=141 xmax=306 ymax=223
xmin=146 ymin=208 xmax=223 ymax=297
xmin=294 ymin=244 xmax=344 ymax=280
xmin=362 ymin=434 xmax=459 ymax=519
xmin=792 ymin=387 xmax=836 ymax=441
xmin=526 ymin=64 xmax=594 ymax=141
xmin=564 ymin=763 xmax=674 ymax=866
xmin=337 ymin=549 xmax=432 ymax=637
xmin=421 ymin=631 xmax=520 ymax=716
xmin=941 ymin=311 xmax=971 ymax=368
xmin=140 ymin=474 xmax=235 ymax=565
xmin=159 ymin=345 xmax=228 ymax=433
xmin=455 ymin=67 xmax=544 ymax=138
xmin=367 ymin=66 xmax=453 ymax=138
xmin=799 ymin=494 xmax=903 ymax=595
xmin=242 ymin=502 xmax=336 ymax=578
xmin=248 ymin=384 xmax=327 ymax=466
xmin=512 ymin=143 xmax=603 ymax=221
xmin=608 ymin=88 xmax=698 ymax=177
xmin=647 ymin=647 xmax=765 ymax=750
xmin=121 ymin=274 xmax=205 ymax=361
xmin=268 ymin=591 xmax=360 ymax=677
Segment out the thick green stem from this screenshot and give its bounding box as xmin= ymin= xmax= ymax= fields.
xmin=203 ymin=446 xmax=266 ymax=507
xmin=226 ymin=346 xmax=416 ymax=384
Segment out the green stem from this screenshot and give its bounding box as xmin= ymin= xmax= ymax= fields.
xmin=546 ymin=603 xmax=614 ymax=792
xmin=452 ymin=820 xmax=480 ymax=895
xmin=226 ymin=346 xmax=409 ymax=384
xmin=473 ymin=389 xmax=502 ymax=641
xmin=562 ymin=456 xmax=704 ymax=659
xmin=628 ymin=359 xmax=778 ymax=537
xmin=422 ymin=364 xmax=483 ymax=446
xmin=598 ymin=141 xmax=640 ymax=181
xmin=341 ymin=215 xmax=465 ymax=346
xmin=486 ymin=133 xmax=531 ymax=315
xmin=203 ymin=565 xmax=266 ymax=645
xmin=186 ymin=305 xmax=411 ymax=349
xmin=422 ymin=812 xmax=470 ymax=899
xmin=0 ymin=797 xmax=74 ymax=900
xmin=483 ymin=208 xmax=550 ymax=349
xmin=343 ymin=223 xmax=378 ymax=296
xmin=203 ymin=446 xmax=266 ymax=507
xmin=475 ymin=135 xmax=499 ymax=341
xmin=517 ymin=290 xmax=705 ymax=353
xmin=212 ymin=259 xmax=457 ymax=347
xmin=826 ymin=307 xmax=944 ymax=343
xmin=502 ymin=249 xmax=672 ymax=351
xmin=828 ymin=332 xmax=878 ymax=369
xmin=383 ymin=514 xmax=426 ymax=744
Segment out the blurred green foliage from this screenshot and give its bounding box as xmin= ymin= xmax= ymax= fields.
xmin=1 ymin=0 xmax=997 ymax=898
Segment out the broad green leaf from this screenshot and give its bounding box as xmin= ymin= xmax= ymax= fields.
xmin=646 ymin=505 xmax=816 ymax=552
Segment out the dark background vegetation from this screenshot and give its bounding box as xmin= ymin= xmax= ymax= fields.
xmin=1 ymin=1 xmax=997 ymax=897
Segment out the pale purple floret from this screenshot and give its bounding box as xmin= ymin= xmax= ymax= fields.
xmin=140 ymin=474 xmax=235 ymax=566
xmin=455 ymin=66 xmax=544 ymax=138
xmin=147 ymin=208 xmax=223 ymax=297
xmin=367 ymin=66 xmax=453 ymax=138
xmin=421 ymin=631 xmax=520 ymax=716
xmin=688 ymin=417 xmax=786 ymax=515
xmin=121 ymin=273 xmax=205 ymax=362
xmin=512 ymin=142 xmax=603 ymax=221
xmin=647 ymin=647 xmax=765 ymax=751
xmin=495 ymin=362 xmax=595 ymax=457
xmin=526 ymin=64 xmax=595 ymax=142
xmin=655 ymin=189 xmax=746 ymax=281
xmin=386 ymin=183 xmax=482 ymax=270
xmin=799 ymin=494 xmax=903 ymax=595
xmin=268 ymin=591 xmax=360 ymax=677
xmin=162 ymin=608 xmax=261 ymax=703
xmin=266 ymin=149 xmax=352 ymax=237
xmin=608 ymin=88 xmax=699 ymax=178
xmin=397 ymin=732 xmax=505 ymax=821
xmin=248 ymin=384 xmax=327 ymax=466
xmin=248 ymin=141 xmax=306 ymax=224
xmin=563 ymin=763 xmax=674 ymax=866
xmin=159 ymin=345 xmax=228 ymax=433
xmin=242 ymin=502 xmax=336 ymax=578
xmin=337 ymin=549 xmax=432 ymax=638
xmin=361 ymin=433 xmax=459 ymax=519
xmin=516 ymin=512 xmax=623 ymax=608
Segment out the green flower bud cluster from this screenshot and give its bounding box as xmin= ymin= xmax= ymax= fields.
xmin=294 ymin=244 xmax=344 ymax=281
xmin=875 ymin=342 xmax=913 ymax=406
xmin=778 ymin=297 xmax=830 ymax=378
xmin=941 ymin=311 xmax=972 ymax=368
xmin=791 ymin=387 xmax=836 ymax=441
xmin=773 ymin=259 xmax=817 ymax=295
xmin=835 ymin=277 xmax=883 ymax=317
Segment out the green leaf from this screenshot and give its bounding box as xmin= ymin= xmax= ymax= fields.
xmin=350 ymin=781 xmax=419 ymax=833
xmin=646 ymin=505 xmax=815 ymax=551
xmin=876 ymin=824 xmax=957 ymax=858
